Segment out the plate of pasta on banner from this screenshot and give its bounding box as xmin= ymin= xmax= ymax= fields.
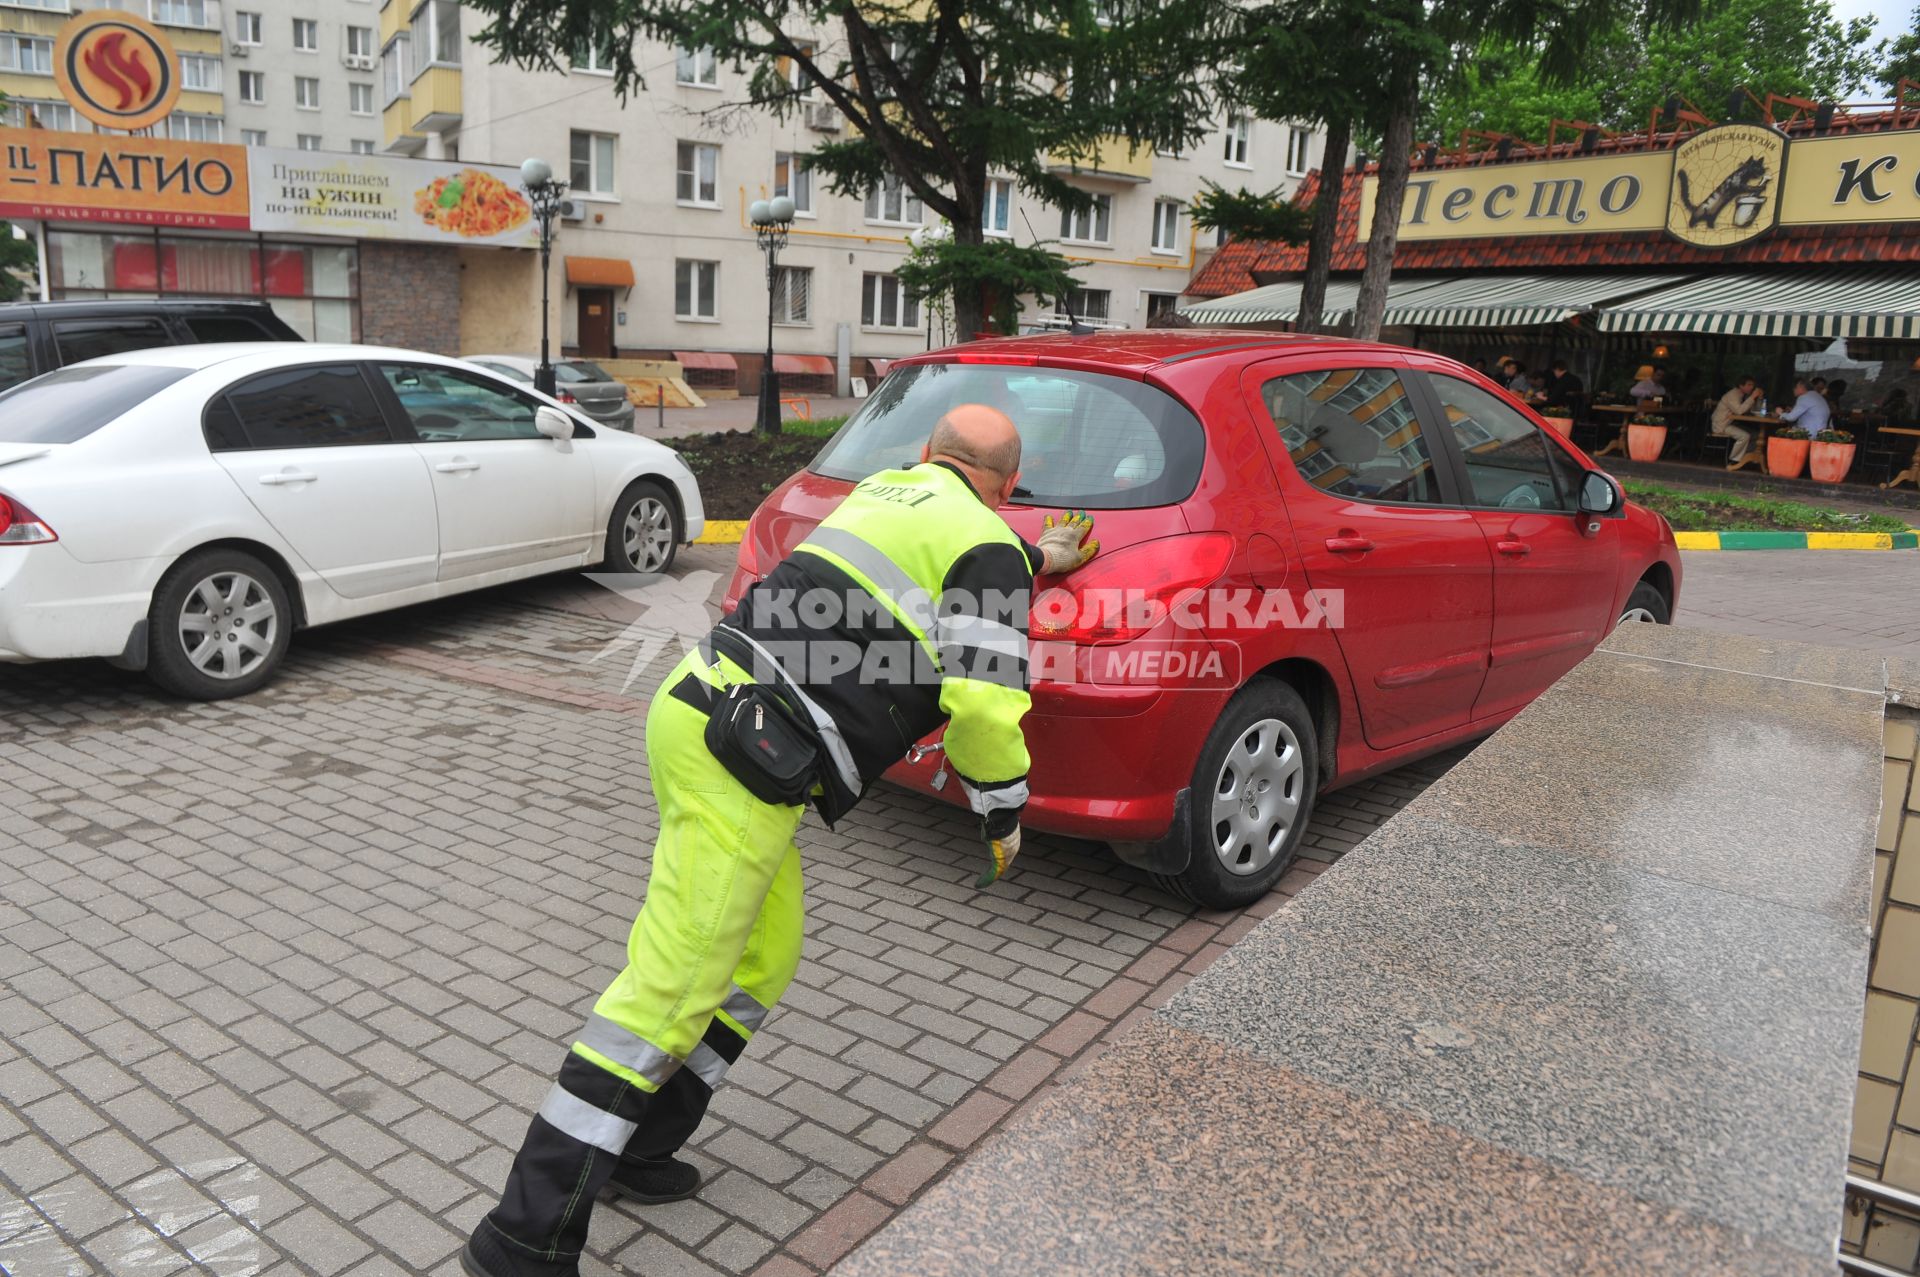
xmin=414 ymin=167 xmax=533 ymax=242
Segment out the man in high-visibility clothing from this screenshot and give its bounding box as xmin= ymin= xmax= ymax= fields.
xmin=462 ymin=404 xmax=1099 ymax=1277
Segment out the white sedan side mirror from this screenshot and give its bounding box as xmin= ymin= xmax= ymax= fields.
xmin=535 ymin=406 xmax=574 ymax=441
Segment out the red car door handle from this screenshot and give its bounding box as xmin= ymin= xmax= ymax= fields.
xmin=1496 ymin=539 xmax=1531 ymax=556
xmin=1324 ymin=535 xmax=1374 ymax=554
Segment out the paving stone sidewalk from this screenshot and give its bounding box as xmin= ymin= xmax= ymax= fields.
xmin=0 ymin=549 xmax=1458 ymax=1276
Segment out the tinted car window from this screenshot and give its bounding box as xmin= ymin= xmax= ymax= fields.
xmin=0 ymin=365 xmax=193 ymax=444
xmin=52 ymin=318 xmax=174 ymax=366
xmin=811 ymin=362 xmax=1205 ymax=509
xmin=560 ymin=360 xmax=612 ymax=382
xmin=379 ymin=363 xmax=542 ymax=442
xmin=474 ymin=360 xmax=534 ymax=384
xmin=1426 ymin=375 xmax=1577 ymax=511
xmin=1262 ymin=368 xmax=1443 ymax=505
xmin=186 ymin=315 xmax=279 ymax=343
xmin=226 ymin=364 xmax=393 ymax=449
xmin=0 ymin=324 xmax=28 ymax=392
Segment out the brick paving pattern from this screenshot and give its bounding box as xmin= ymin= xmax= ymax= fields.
xmin=0 ymin=547 xmax=1463 ymax=1275
xmin=1678 ymin=548 xmax=1920 ymax=657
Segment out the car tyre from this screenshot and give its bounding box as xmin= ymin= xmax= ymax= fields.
xmin=603 ymin=480 xmax=681 ymax=574
xmin=1156 ymin=679 xmax=1319 ymax=909
xmin=146 ymin=548 xmax=292 ymax=701
xmin=1616 ymin=579 xmax=1670 ymax=627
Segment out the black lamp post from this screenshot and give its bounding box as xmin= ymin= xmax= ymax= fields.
xmin=750 ymin=195 xmax=796 ymax=435
xmin=519 ymin=157 xmax=569 ymax=398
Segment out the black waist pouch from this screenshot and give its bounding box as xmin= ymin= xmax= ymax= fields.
xmin=703 ymin=681 xmax=820 ymax=807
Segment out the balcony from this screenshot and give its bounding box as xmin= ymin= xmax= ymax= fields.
xmin=383 ymin=98 xmax=424 ymax=153
xmin=1046 ymin=137 xmax=1153 ymax=183
xmin=406 ymin=64 xmax=461 ymax=134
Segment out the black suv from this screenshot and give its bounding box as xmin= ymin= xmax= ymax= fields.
xmin=0 ymin=299 xmax=304 ymax=392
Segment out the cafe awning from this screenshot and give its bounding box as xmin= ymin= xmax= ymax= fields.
xmin=773 ymin=354 xmax=834 ymax=375
xmin=1180 ymin=276 xmax=1450 ymax=326
xmin=1594 ymin=270 xmax=1920 ymax=339
xmin=564 ymin=256 xmax=636 ymax=291
xmin=1382 ymin=273 xmax=1683 ymax=329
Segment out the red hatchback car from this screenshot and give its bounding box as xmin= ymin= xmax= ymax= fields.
xmin=724 ymin=331 xmax=1680 ymax=907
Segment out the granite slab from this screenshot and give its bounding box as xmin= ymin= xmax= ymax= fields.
xmin=836 ymin=1018 xmax=1838 ymax=1277
xmin=1599 ymin=622 xmax=1887 ymax=695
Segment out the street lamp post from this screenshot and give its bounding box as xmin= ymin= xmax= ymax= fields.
xmin=750 ymin=196 xmax=796 ymax=435
xmin=519 ymin=157 xmax=570 ymax=398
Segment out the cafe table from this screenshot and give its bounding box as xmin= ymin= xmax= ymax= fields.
xmin=1589 ymin=402 xmax=1681 ymax=458
xmin=1726 ymin=414 xmax=1778 ymax=473
xmin=1882 ymin=426 xmax=1920 ymax=491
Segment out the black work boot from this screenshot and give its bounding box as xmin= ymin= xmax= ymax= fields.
xmin=460 ymin=1221 xmax=579 ymax=1277
xmin=602 ymin=1154 xmax=702 ymax=1204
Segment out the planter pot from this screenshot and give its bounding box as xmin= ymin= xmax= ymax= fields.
xmin=1768 ymin=436 xmax=1811 ymax=479
xmin=1809 ymin=441 xmax=1856 ymax=484
xmin=1627 ymin=423 xmax=1668 ymax=462
xmin=1539 ymin=415 xmax=1573 ymax=437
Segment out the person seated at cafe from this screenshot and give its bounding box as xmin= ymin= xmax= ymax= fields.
xmin=1629 ymin=364 xmax=1667 ymax=404
xmin=1507 ymin=360 xmax=1532 ymax=395
xmin=1710 ymin=376 xmax=1764 ymax=464
xmin=1826 ymin=378 xmax=1849 ymax=412
xmin=1524 ymin=371 xmax=1548 ymax=403
xmin=1544 ymin=360 xmax=1583 ymax=410
xmin=1878 ymin=386 xmax=1910 ymax=422
xmin=1778 ymin=377 xmax=1832 ymax=435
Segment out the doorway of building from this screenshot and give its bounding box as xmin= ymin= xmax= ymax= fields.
xmin=577 ymin=288 xmax=615 ymax=358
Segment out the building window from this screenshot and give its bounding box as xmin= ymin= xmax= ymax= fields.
xmin=1057 ymin=288 xmax=1111 ymax=323
xmin=412 ymin=0 xmax=460 ymax=68
xmin=237 ymin=70 xmax=264 ymax=104
xmin=0 ymin=36 xmax=54 ymax=75
xmin=570 ymin=131 xmax=616 ymax=196
xmin=1145 ymin=292 xmax=1179 ymax=323
xmin=862 ymin=273 xmax=920 ymax=330
xmin=1059 ymin=193 xmax=1112 ymax=244
xmin=5 ymin=0 xmax=69 ymax=9
xmin=1287 ymin=127 xmax=1312 ymax=176
xmin=774 ymin=152 xmax=812 ymax=216
xmin=1224 ymin=112 xmax=1251 ymax=166
xmin=676 ymin=142 xmax=718 ymax=206
xmin=351 ymin=139 xmax=374 ymax=154
xmin=241 ymin=128 xmax=267 ymax=146
xmin=347 ymin=26 xmax=374 ymax=58
xmin=166 ymin=113 xmax=224 ymax=142
xmin=773 ymin=266 xmax=811 ymax=324
xmin=296 ymin=77 xmax=319 ymax=110
xmin=151 ymin=0 xmax=216 ymax=29
xmin=179 ymin=54 xmax=221 ymax=92
xmin=983 ymin=178 xmax=1013 ymax=236
xmin=381 ymin=35 xmax=410 ymax=105
xmin=573 ymin=38 xmax=614 ymax=73
xmin=349 ymin=83 xmax=374 ymax=115
xmin=293 ymin=18 xmax=318 ymax=51
xmin=865 ymin=175 xmax=922 ymax=225
xmin=234 ymin=10 xmax=260 ymax=43
xmin=297 ymin=134 xmax=321 ymax=151
xmin=1150 ymin=198 xmax=1180 ymax=253
xmin=675 ymin=45 xmax=717 ymax=86
xmin=780 ymin=41 xmax=816 ymax=98
xmin=3 ymin=99 xmax=74 ymax=130
xmin=675 ymin=260 xmax=718 ymax=320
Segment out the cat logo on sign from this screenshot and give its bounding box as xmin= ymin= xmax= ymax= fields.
xmin=1666 ymin=123 xmax=1788 ymax=249
xmin=54 ymin=10 xmax=182 ymax=133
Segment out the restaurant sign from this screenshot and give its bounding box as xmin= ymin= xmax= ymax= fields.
xmin=1359 ymin=123 xmax=1920 ymax=248
xmin=247 ymin=149 xmax=537 ymax=247
xmin=0 ymin=127 xmax=248 ymax=229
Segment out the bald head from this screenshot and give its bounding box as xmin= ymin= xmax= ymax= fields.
xmin=923 ymin=403 xmax=1023 ymax=506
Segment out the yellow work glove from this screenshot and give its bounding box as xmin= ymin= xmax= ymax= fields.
xmin=977 ymin=823 xmax=1022 ymax=888
xmin=1036 ymin=511 xmax=1099 ymax=575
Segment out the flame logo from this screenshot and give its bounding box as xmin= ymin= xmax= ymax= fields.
xmin=82 ymin=31 xmax=155 ymax=111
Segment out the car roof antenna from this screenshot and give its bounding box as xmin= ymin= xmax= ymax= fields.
xmin=1020 ymin=208 xmax=1092 ymax=336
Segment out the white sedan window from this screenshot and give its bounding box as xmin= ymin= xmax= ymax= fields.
xmin=381 ymin=364 xmax=542 ymax=443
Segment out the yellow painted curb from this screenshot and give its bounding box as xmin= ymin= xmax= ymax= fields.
xmin=1807 ymin=531 xmax=1895 ymax=550
xmin=695 ymin=520 xmax=748 ymax=545
xmin=1674 ymin=531 xmax=1720 ymax=550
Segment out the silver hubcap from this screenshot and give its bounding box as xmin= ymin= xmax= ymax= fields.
xmin=1617 ymin=606 xmax=1657 ymax=627
xmin=179 ymin=572 xmax=276 ymax=680
xmin=623 ymin=497 xmax=673 ymax=571
xmin=1210 ymin=717 xmax=1304 ymax=876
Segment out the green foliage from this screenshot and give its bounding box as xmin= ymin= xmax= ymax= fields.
xmin=783 ymin=414 xmax=847 ymax=438
xmin=0 ymin=93 xmax=29 ymax=303
xmin=1187 ymin=182 xmax=1314 ymax=246
xmin=1884 ymin=7 xmax=1920 ymax=88
xmin=892 ymin=237 xmax=1080 ymax=336
xmin=1815 ymin=427 xmax=1854 ymax=443
xmin=1773 ymin=425 xmax=1811 ymax=440
xmin=1425 ymin=0 xmax=1884 ymax=144
xmin=1621 ymin=479 xmax=1909 ymax=532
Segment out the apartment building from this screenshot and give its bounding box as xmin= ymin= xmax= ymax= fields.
xmin=1 ymin=0 xmax=229 ymax=136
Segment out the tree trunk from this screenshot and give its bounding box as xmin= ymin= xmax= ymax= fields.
xmin=949 ymin=217 xmax=989 ymax=341
xmin=1296 ymin=113 xmax=1351 ymax=335
xmin=1351 ymin=65 xmax=1418 ymax=342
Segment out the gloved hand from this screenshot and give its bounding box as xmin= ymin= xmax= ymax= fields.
xmin=1036 ymin=511 xmax=1099 ymax=575
xmin=977 ymin=823 xmax=1022 ymax=888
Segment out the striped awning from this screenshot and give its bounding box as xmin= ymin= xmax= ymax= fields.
xmin=1180 ymin=276 xmax=1451 ymax=327
xmin=1382 ymin=273 xmax=1682 ymax=329
xmin=1595 ymin=270 xmax=1920 ymax=339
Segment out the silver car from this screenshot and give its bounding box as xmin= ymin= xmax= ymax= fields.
xmin=465 ymin=354 xmax=637 ymax=431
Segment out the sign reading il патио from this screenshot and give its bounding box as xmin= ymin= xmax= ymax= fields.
xmin=1358 ymin=123 xmax=1920 ymax=250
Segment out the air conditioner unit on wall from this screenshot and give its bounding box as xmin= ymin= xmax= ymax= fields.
xmin=558 ymin=197 xmax=588 ymax=221
xmin=805 ymin=102 xmax=840 ymax=133
xmin=344 ymin=54 xmax=374 ymax=70
xmin=229 ymin=43 xmax=249 ymax=56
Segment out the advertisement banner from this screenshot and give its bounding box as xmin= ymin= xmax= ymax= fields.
xmin=0 ymin=127 xmax=249 ymax=229
xmin=246 ymin=148 xmax=538 ymax=247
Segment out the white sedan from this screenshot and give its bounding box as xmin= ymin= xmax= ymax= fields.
xmin=0 ymin=343 xmax=704 ymax=699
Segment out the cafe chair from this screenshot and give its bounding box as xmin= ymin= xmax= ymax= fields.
xmin=1698 ymin=435 xmax=1734 ymax=468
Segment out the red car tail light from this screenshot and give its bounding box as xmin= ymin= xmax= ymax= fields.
xmin=0 ymin=495 xmax=57 ymax=545
xmin=556 ymin=390 xmax=578 ymax=403
xmin=1032 ymin=532 xmax=1233 ymax=645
